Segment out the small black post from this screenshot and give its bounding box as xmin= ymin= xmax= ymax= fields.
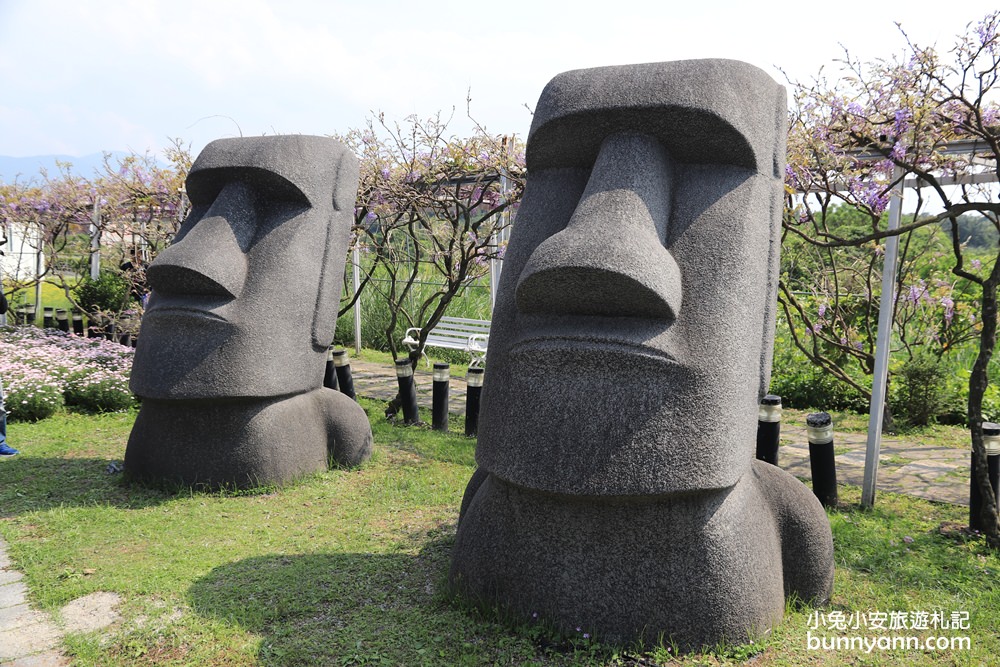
xmin=323 ymin=348 xmax=339 ymax=391
xmin=970 ymin=422 xmax=1000 ymax=532
xmin=332 ymin=349 xmax=355 ymax=400
xmin=43 ymin=307 xmax=55 ymax=328
xmin=465 ymin=367 xmax=484 ymax=437
xmin=432 ymin=362 xmax=450 ymax=432
xmin=395 ymin=359 xmax=420 ymax=424
xmin=55 ymin=308 xmax=69 ymax=332
xmin=806 ymin=411 xmax=838 ymax=507
xmin=755 ymin=394 xmax=782 ymax=466
xmin=71 ymin=311 xmax=84 ymax=335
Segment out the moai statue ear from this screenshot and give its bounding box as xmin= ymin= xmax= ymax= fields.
xmin=312 ymin=148 xmax=360 ymax=350
xmin=758 ymin=82 xmax=789 ymax=401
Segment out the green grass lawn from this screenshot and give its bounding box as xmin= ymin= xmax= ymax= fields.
xmin=1 ymin=402 xmax=998 ymax=666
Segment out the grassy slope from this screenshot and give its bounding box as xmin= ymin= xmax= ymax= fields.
xmin=0 ymin=404 xmax=997 ymax=666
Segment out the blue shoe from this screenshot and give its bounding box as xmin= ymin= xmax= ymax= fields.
xmin=0 ymin=443 xmax=18 ymax=457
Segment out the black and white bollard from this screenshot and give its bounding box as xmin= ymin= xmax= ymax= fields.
xmin=43 ymin=307 xmax=55 ymax=328
xmin=806 ymin=411 xmax=838 ymax=507
xmin=395 ymin=359 xmax=420 ymax=424
xmin=56 ymin=309 xmax=69 ymax=332
xmin=332 ymin=349 xmax=355 ymax=400
xmin=432 ymin=362 xmax=450 ymax=432
xmin=71 ymin=311 xmax=84 ymax=335
xmin=323 ymin=348 xmax=339 ymax=391
xmin=969 ymin=422 xmax=1000 ymax=532
xmin=465 ymin=367 xmax=484 ymax=437
xmin=755 ymin=394 xmax=782 ymax=466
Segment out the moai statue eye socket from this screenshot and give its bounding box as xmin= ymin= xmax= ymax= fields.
xmin=450 ymin=60 xmax=833 ymax=651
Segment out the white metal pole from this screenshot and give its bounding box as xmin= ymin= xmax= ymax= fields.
xmin=90 ymin=199 xmax=100 ymax=280
xmin=34 ymin=225 xmax=43 ymax=316
xmin=352 ymin=245 xmax=361 ymax=355
xmin=861 ymin=166 xmax=904 ymax=508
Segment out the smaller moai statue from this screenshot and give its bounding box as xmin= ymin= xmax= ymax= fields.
xmin=125 ymin=135 xmax=372 ymax=488
xmin=449 ymin=60 xmax=834 ymax=649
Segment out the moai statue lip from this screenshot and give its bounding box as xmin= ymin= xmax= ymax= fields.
xmin=474 ymin=59 xmax=788 ymax=497
xmin=131 ymin=135 xmax=358 ymax=401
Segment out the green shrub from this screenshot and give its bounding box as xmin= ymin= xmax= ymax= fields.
xmin=73 ymin=271 xmax=132 ymax=313
xmin=63 ymin=370 xmax=136 ymax=413
xmin=4 ymin=379 xmax=65 ymax=422
xmin=769 ymin=349 xmax=870 ymax=413
xmin=891 ymin=353 xmax=947 ymax=427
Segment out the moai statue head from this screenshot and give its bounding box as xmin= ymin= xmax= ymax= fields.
xmin=452 ymin=61 xmax=833 ymax=649
xmin=131 ymin=135 xmax=357 ymax=398
xmin=125 ymin=136 xmax=372 ymax=488
xmin=475 ymin=60 xmax=787 ymax=495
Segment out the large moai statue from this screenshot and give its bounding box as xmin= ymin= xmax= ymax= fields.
xmin=449 ymin=60 xmax=834 ymax=649
xmin=125 ymin=135 xmax=372 ymax=488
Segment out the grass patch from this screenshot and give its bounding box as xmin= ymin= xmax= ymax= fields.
xmin=1 ymin=404 xmax=998 ymax=665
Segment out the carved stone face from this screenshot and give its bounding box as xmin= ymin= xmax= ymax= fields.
xmin=130 ymin=135 xmax=358 ymax=400
xmin=474 ymin=61 xmax=787 ymax=496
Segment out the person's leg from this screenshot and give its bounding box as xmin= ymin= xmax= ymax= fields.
xmin=0 ymin=376 xmax=16 ymax=456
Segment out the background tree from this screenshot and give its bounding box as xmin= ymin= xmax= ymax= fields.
xmin=0 ymin=141 xmax=190 ymax=336
xmin=784 ymin=11 xmax=1000 ymax=545
xmin=337 ymin=111 xmax=525 ymax=363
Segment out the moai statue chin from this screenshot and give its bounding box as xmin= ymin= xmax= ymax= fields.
xmin=125 ymin=135 xmax=372 ymax=489
xmin=449 ymin=60 xmax=834 ymax=649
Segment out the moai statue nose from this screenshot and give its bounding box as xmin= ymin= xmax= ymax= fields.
xmin=147 ymin=180 xmax=253 ymax=299
xmin=515 ymin=133 xmax=682 ymax=320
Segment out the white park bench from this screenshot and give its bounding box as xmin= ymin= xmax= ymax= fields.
xmin=402 ymin=316 xmax=490 ymax=368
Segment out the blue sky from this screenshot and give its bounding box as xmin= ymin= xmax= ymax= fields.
xmin=0 ymin=0 xmax=995 ymax=159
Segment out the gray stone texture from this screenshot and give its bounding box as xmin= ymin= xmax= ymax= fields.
xmin=126 ymin=135 xmax=372 ymax=488
xmin=450 ymin=60 xmax=833 ymax=649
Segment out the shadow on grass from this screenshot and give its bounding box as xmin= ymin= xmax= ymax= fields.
xmin=188 ymin=537 xmax=501 ymax=666
xmin=0 ymin=455 xmax=172 ymax=516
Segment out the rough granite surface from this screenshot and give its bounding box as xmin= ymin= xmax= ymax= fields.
xmin=450 ymin=59 xmax=834 ymax=649
xmin=125 ymin=135 xmax=372 ymax=488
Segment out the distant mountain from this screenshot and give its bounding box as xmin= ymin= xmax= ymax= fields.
xmin=0 ymin=152 xmax=133 ymax=184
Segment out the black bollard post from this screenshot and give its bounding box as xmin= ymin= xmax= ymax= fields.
xmin=755 ymin=394 xmax=782 ymax=466
xmin=71 ymin=311 xmax=84 ymax=335
xmin=332 ymin=349 xmax=355 ymax=399
xmin=806 ymin=411 xmax=838 ymax=507
xmin=395 ymin=359 xmax=420 ymax=424
xmin=432 ymin=362 xmax=450 ymax=432
xmin=56 ymin=309 xmax=69 ymax=332
xmin=43 ymin=307 xmax=55 ymax=328
xmin=970 ymin=422 xmax=1000 ymax=532
xmin=323 ymin=348 xmax=339 ymax=391
xmin=465 ymin=367 xmax=484 ymax=437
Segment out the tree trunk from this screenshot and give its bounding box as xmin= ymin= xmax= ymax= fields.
xmin=968 ymin=278 xmax=1000 ymax=548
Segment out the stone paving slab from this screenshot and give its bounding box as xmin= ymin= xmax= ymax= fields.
xmin=0 ymin=538 xmax=67 ymax=666
xmin=3 ymin=653 xmax=71 ymax=667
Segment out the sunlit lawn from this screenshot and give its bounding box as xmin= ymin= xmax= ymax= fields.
xmin=0 ymin=402 xmax=997 ymax=666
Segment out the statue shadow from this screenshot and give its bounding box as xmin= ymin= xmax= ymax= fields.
xmin=188 ymin=537 xmax=469 ymax=665
xmin=0 ymin=455 xmax=173 ymax=517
